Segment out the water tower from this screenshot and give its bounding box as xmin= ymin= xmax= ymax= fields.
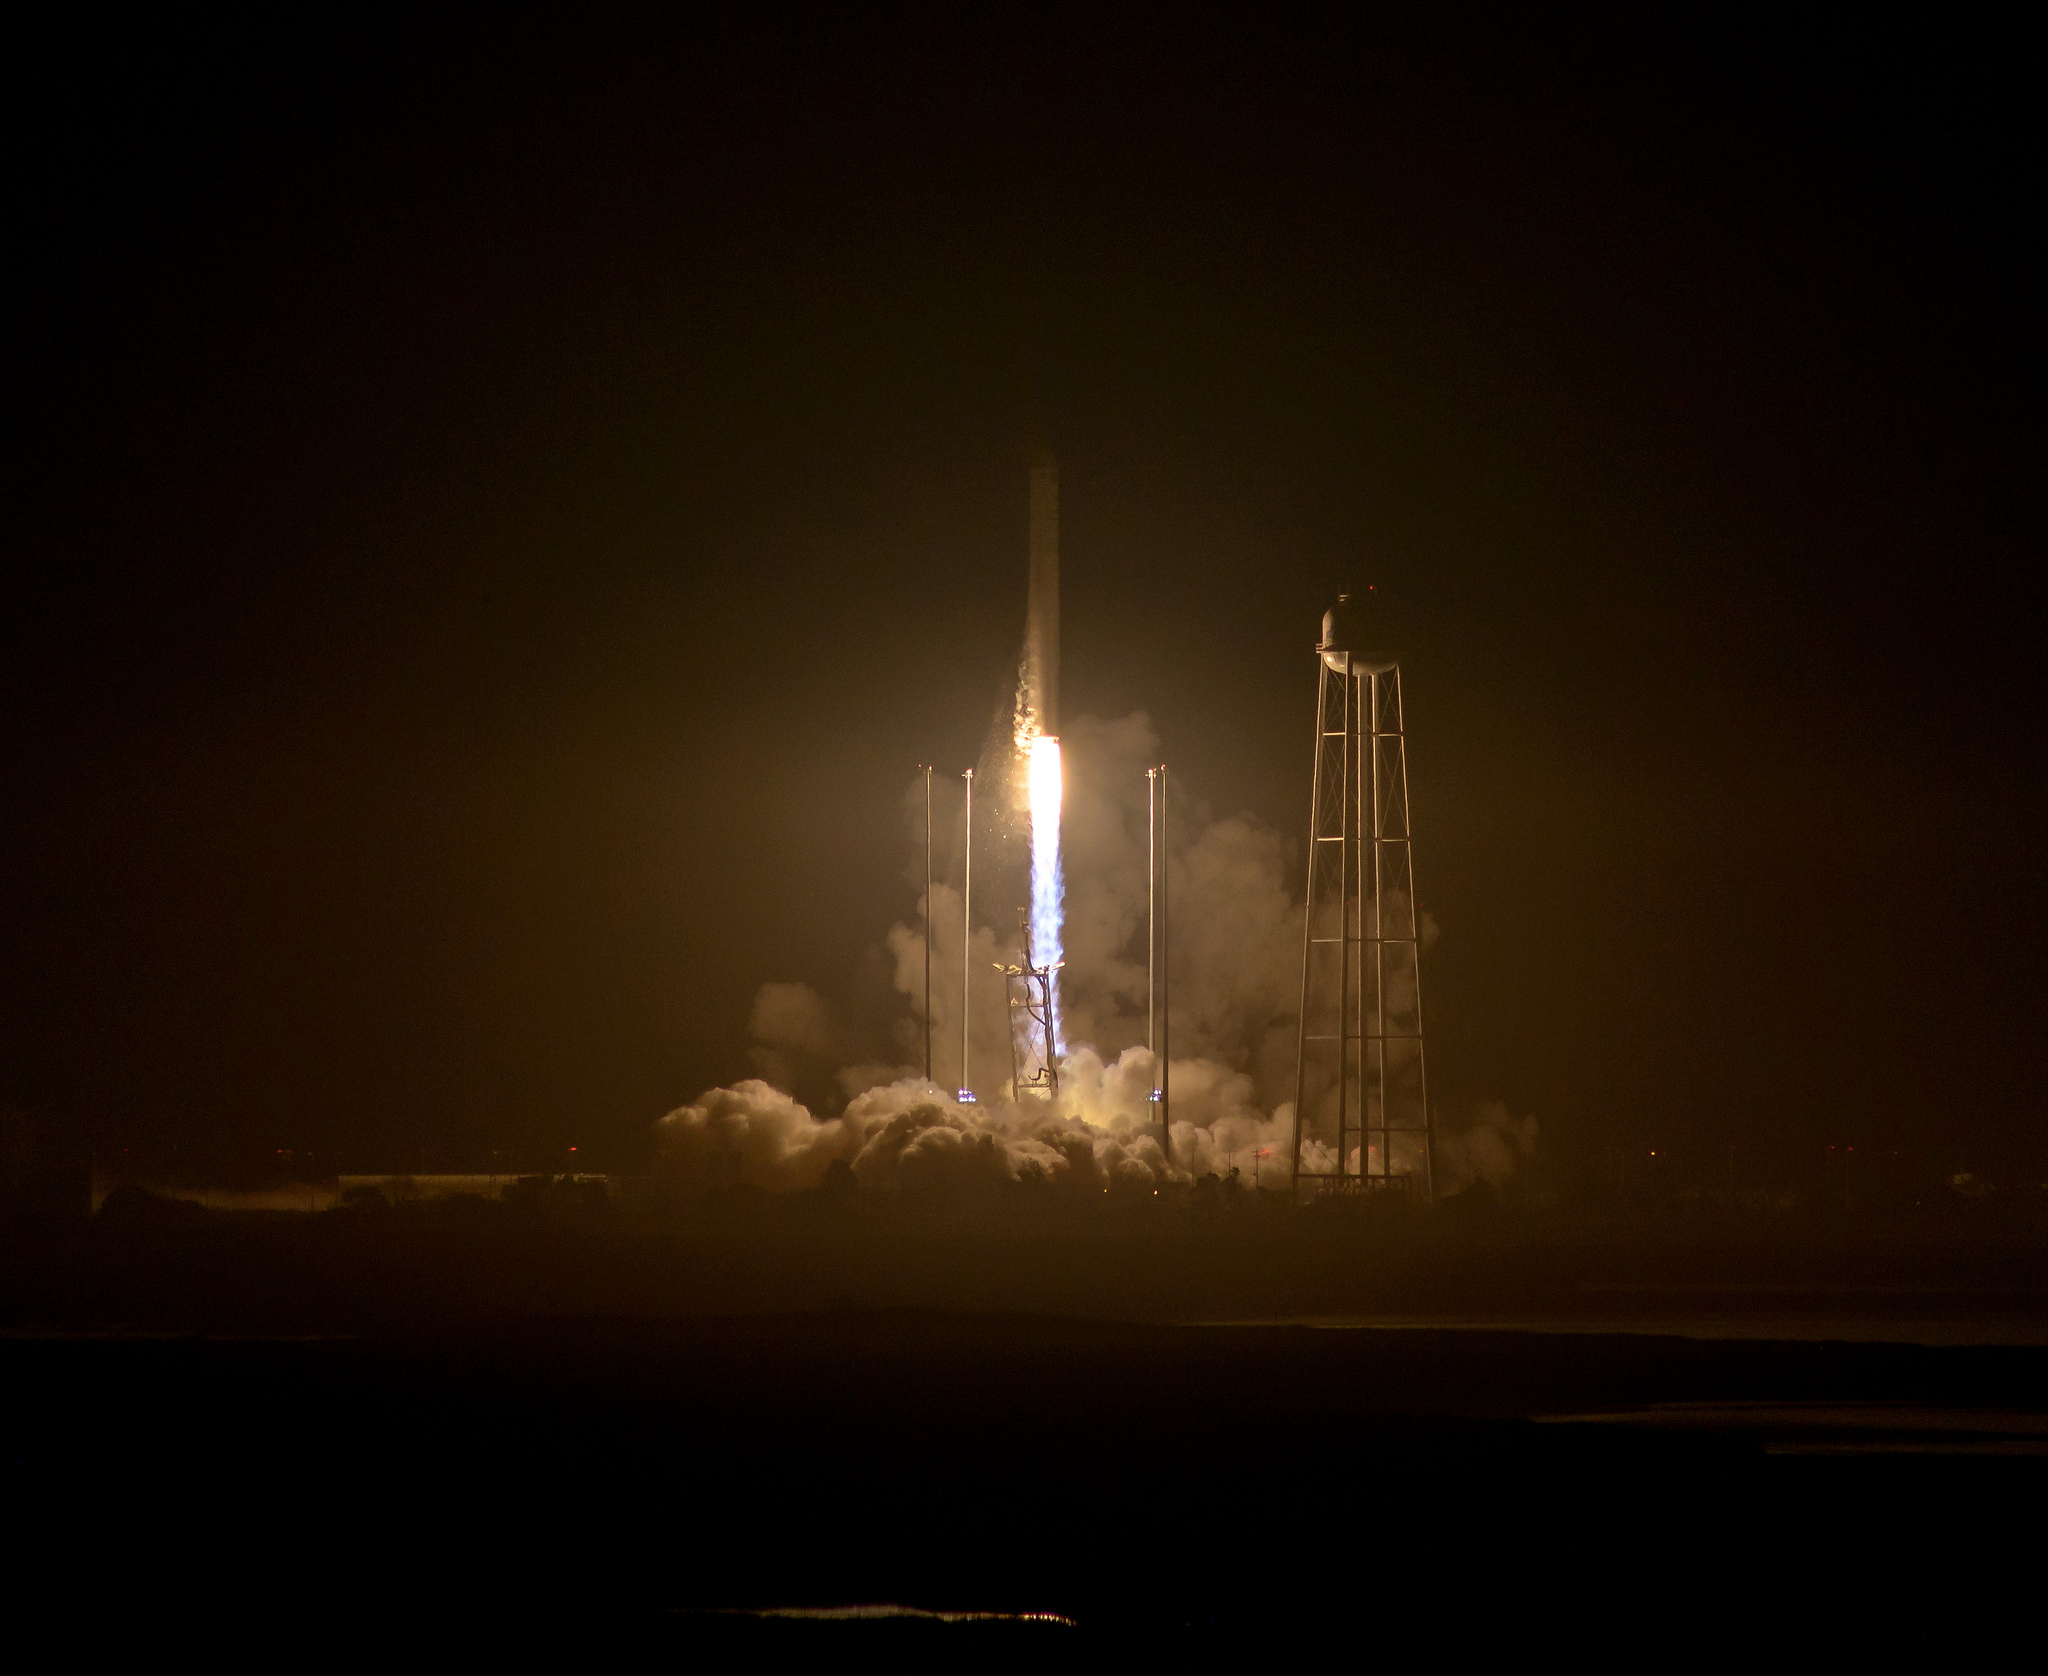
xmin=1290 ymin=591 xmax=1435 ymax=1200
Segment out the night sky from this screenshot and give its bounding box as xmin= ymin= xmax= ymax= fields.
xmin=6 ymin=12 xmax=2038 ymax=1178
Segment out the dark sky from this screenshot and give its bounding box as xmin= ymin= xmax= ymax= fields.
xmin=6 ymin=10 xmax=2039 ymax=1175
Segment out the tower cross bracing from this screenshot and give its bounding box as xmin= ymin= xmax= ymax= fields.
xmin=1291 ymin=602 xmax=1434 ymax=1199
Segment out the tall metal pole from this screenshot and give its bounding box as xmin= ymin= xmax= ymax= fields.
xmin=1147 ymin=769 xmax=1158 ymax=1076
xmin=960 ymin=767 xmax=973 ymax=1100
xmin=1159 ymin=763 xmax=1170 ymax=1161
xmin=923 ymin=765 xmax=934 ymax=1084
xmin=1291 ymin=660 xmax=1328 ymax=1194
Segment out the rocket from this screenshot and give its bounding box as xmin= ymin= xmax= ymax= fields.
xmin=1026 ymin=449 xmax=1059 ymax=738
xmin=1021 ymin=448 xmax=1065 ymax=1070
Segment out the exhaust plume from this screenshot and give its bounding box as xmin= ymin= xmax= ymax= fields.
xmin=659 ymin=696 xmax=1532 ymax=1198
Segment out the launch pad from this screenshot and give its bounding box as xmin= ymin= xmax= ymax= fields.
xmin=998 ymin=914 xmax=1061 ymax=1101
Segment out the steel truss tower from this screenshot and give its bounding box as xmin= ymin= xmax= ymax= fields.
xmin=1291 ymin=595 xmax=1434 ymax=1200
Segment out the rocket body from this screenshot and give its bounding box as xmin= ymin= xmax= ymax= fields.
xmin=1021 ymin=450 xmax=1063 ymax=1064
xmin=1026 ymin=451 xmax=1059 ymax=739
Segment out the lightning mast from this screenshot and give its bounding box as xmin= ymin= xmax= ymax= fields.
xmin=960 ymin=767 xmax=975 ymax=1103
xmin=1148 ymin=765 xmax=1170 ymax=1159
xmin=922 ymin=764 xmax=934 ymax=1083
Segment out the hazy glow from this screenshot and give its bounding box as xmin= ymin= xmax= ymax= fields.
xmin=1028 ymin=734 xmax=1064 ymax=1055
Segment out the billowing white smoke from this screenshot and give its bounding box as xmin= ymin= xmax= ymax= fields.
xmin=657 ymin=707 xmax=1533 ymax=1196
xmin=1052 ymin=714 xmax=1307 ymax=1105
xmin=655 ymin=1051 xmax=1293 ymax=1196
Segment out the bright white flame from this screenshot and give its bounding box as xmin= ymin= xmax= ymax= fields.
xmin=1028 ymin=734 xmax=1063 ymax=829
xmin=1028 ymin=734 xmax=1064 ymax=1057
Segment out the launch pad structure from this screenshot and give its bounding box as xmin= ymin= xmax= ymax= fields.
xmin=943 ymin=454 xmax=1061 ymax=1110
xmin=919 ymin=454 xmax=1433 ymax=1204
xmin=999 ymin=914 xmax=1061 ymax=1101
xmin=1291 ymin=592 xmax=1435 ymax=1201
xmin=927 ymin=463 xmax=1429 ymax=1203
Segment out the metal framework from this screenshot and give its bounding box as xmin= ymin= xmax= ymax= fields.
xmin=1291 ymin=603 xmax=1434 ymax=1200
xmin=1000 ymin=912 xmax=1061 ymax=1100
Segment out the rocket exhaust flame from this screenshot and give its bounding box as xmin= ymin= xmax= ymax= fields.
xmin=656 ymin=465 xmax=1535 ymax=1197
xmin=1028 ymin=733 xmax=1064 ymax=1057
xmin=1018 ymin=450 xmax=1064 ymax=1069
xmin=1027 ymin=733 xmax=1063 ymax=819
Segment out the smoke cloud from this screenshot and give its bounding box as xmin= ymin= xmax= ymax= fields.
xmin=882 ymin=711 xmax=1307 ymax=1110
xmin=1434 ymin=1100 xmax=1540 ymax=1197
xmin=659 ymin=704 xmax=1532 ymax=1197
xmin=655 ymin=1052 xmax=1290 ymax=1197
xmin=747 ymin=982 xmax=836 ymax=1092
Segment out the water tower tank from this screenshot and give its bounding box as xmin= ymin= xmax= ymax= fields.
xmin=1319 ymin=589 xmax=1395 ymax=675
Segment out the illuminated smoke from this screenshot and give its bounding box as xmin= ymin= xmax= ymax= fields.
xmin=654 ymin=1057 xmax=1283 ymax=1196
xmin=660 ymin=705 xmax=1535 ymax=1199
xmin=1433 ymin=1100 xmax=1540 ymax=1195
